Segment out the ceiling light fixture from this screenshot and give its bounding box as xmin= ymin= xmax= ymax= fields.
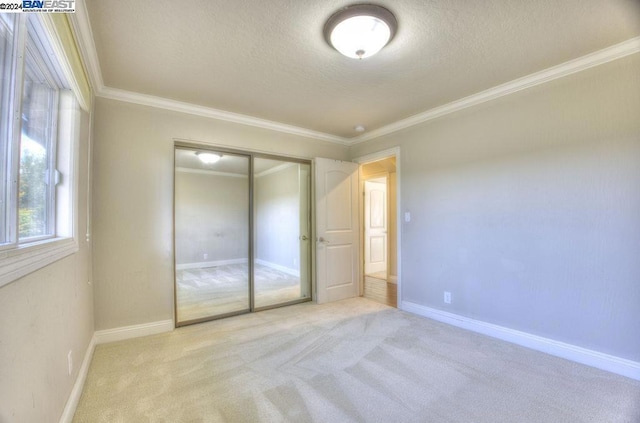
xmin=324 ymin=4 xmax=397 ymax=59
xmin=196 ymin=152 xmax=221 ymax=164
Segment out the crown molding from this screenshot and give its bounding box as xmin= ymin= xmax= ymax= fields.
xmin=177 ymin=162 xmax=296 ymax=179
xmin=175 ymin=167 xmax=247 ymax=178
xmin=350 ymin=36 xmax=640 ymax=144
xmin=255 ymin=162 xmax=297 ymax=178
xmin=67 ymin=3 xmax=639 ymax=148
xmin=99 ymin=86 xmax=349 ymax=145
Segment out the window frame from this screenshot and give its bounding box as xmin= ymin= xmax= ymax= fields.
xmin=0 ymin=14 xmax=80 ymax=288
xmin=0 ymin=15 xmax=12 ymax=244
xmin=0 ymin=13 xmax=24 ymax=250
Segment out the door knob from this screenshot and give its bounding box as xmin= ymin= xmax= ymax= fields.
xmin=317 ymin=237 xmax=330 ymax=244
xmin=300 ymin=235 xmax=309 ymax=241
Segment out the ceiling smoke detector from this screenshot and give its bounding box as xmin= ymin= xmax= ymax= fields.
xmin=324 ymin=4 xmax=397 ymax=59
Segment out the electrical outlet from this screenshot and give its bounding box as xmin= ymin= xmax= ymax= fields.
xmin=203 ymin=253 xmax=208 ymax=260
xmin=67 ymin=350 xmax=73 ymax=375
xmin=404 ymin=212 xmax=411 ymax=222
xmin=444 ymin=291 xmax=451 ymax=304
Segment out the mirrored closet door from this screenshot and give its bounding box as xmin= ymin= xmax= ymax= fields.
xmin=174 ymin=148 xmax=251 ymax=325
xmin=254 ymin=158 xmax=311 ymax=309
xmin=174 ymin=145 xmax=311 ymax=326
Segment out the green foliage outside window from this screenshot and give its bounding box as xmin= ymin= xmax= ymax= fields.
xmin=18 ymin=138 xmax=48 ymax=238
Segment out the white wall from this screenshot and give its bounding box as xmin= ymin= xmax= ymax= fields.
xmin=0 ymin=109 xmax=93 ymax=423
xmin=175 ymin=171 xmax=249 ymax=265
xmin=350 ymin=53 xmax=640 ymax=362
xmin=255 ymin=163 xmax=301 ymax=272
xmin=92 ymin=98 xmax=349 ymax=330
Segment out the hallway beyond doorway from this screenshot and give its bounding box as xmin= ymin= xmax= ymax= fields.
xmin=363 ymin=275 xmax=397 ymax=307
xmin=360 ymin=154 xmax=399 ymax=308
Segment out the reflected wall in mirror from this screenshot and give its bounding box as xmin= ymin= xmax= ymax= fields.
xmin=254 ymin=158 xmax=311 ymax=309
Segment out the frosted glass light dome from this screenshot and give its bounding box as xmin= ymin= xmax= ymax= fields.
xmin=324 ymin=4 xmax=397 ymax=59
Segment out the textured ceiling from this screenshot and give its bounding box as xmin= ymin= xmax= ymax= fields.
xmin=85 ymin=0 xmax=640 ymax=138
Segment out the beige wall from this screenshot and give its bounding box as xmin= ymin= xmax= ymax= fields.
xmin=255 ymin=163 xmax=303 ymax=271
xmin=350 ymin=53 xmax=640 ymax=361
xmin=92 ymin=98 xmax=349 ymax=330
xmin=0 ymin=109 xmax=93 ymax=422
xmin=175 ymin=172 xmax=249 ymax=265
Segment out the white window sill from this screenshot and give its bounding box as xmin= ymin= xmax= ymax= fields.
xmin=0 ymin=237 xmax=78 ymax=288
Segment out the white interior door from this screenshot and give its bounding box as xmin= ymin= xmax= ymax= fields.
xmin=315 ymin=158 xmax=359 ymax=304
xmin=364 ymin=178 xmax=387 ymax=276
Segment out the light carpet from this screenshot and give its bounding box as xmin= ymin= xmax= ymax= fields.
xmin=73 ymin=298 xmax=640 ymax=422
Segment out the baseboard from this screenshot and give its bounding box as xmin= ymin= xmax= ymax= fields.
xmin=59 ymin=334 xmax=96 ymax=423
xmin=176 ymin=258 xmax=247 ymax=270
xmin=255 ymin=259 xmax=300 ymax=277
xmin=401 ymin=301 xmax=640 ymax=381
xmin=94 ymin=320 xmax=174 ymax=344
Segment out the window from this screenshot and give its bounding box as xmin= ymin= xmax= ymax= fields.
xmin=0 ymin=14 xmax=80 ymax=287
xmin=20 ymin=27 xmax=61 ymax=241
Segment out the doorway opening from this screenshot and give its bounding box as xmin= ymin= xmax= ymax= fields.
xmin=173 ymin=143 xmax=312 ymax=327
xmin=360 ymin=155 xmax=398 ymax=307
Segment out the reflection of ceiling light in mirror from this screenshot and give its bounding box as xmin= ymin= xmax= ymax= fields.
xmin=196 ymin=152 xmax=221 ymax=164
